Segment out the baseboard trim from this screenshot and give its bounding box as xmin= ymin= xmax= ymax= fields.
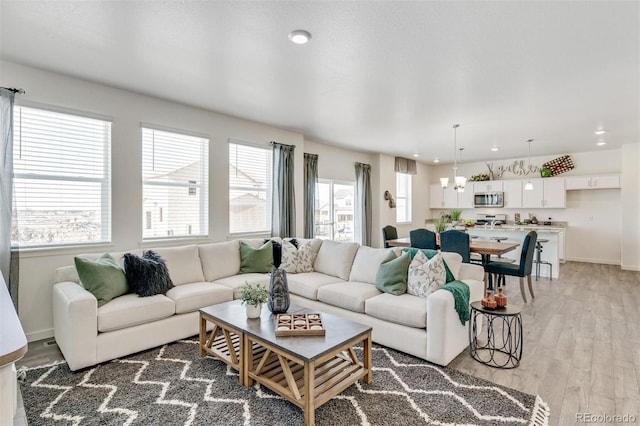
xmin=565 ymin=257 xmax=620 ymax=265
xmin=26 ymin=328 xmax=54 ymax=343
xmin=621 ymin=264 xmax=640 ymax=271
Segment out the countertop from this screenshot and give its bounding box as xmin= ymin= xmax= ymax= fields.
xmin=466 ymin=225 xmax=565 ymax=233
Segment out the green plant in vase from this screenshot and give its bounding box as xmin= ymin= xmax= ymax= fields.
xmin=449 ymin=209 xmax=462 ymax=224
xmin=434 ymin=217 xmax=448 ymax=233
xmin=239 ymin=282 xmax=269 ymax=318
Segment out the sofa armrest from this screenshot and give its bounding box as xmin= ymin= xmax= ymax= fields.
xmin=457 ymin=263 xmax=485 ymax=282
xmin=53 ymin=282 xmax=98 ymax=371
xmin=425 ymin=288 xmax=472 ymax=366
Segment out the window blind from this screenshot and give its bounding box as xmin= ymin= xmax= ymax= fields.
xmin=142 ymin=127 xmax=208 ymax=239
xmin=229 ymin=142 xmax=272 ymax=234
xmin=12 ymin=106 xmax=112 ymax=247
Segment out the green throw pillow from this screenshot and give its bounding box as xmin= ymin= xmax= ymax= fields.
xmin=375 ymin=251 xmax=411 ymax=295
xmin=239 ymin=242 xmax=275 ymax=273
xmin=75 ymin=253 xmax=129 ymax=307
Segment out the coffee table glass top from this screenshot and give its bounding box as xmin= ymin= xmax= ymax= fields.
xmin=200 ymin=300 xmax=372 ymax=362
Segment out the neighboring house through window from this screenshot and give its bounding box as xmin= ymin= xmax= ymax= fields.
xmin=229 ymin=141 xmax=272 ymax=234
xmin=396 ymin=172 xmax=412 ymax=223
xmin=12 ymin=105 xmax=112 ymax=247
xmin=314 ymin=179 xmax=354 ymax=242
xmin=142 ymin=126 xmax=209 ymax=239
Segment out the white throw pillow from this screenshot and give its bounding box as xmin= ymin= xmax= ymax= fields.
xmin=407 ymin=251 xmax=446 ymax=298
xmin=280 ymin=241 xmax=316 ymax=273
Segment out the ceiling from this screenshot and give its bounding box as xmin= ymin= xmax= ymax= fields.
xmin=1 ymin=1 xmax=638 ymax=164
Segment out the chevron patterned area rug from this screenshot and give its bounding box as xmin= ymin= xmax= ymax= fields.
xmin=20 ymin=338 xmax=549 ymax=425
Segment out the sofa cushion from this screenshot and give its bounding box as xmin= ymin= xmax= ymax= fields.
xmin=165 ymin=282 xmax=234 ymax=314
xmin=97 ymin=294 xmax=175 ymax=333
xmin=152 ymin=245 xmax=205 ymax=286
xmin=58 ymin=250 xmax=144 ymax=284
xmin=375 ymin=251 xmax=410 ymax=295
xmin=287 ymin=272 xmax=344 ymax=300
xmin=199 ymin=240 xmax=241 ymax=281
xmin=74 ymin=253 xmax=129 ymax=307
xmin=280 ymin=240 xmax=317 ymax=274
xmin=317 ymin=282 xmax=381 ymax=313
xmin=365 ymin=293 xmax=427 ymax=328
xmin=240 ymin=241 xmax=274 ymax=273
xmin=123 ymin=251 xmax=174 ymax=297
xmin=407 ymin=251 xmax=446 ymax=298
xmin=285 ymin=238 xmax=322 ymax=253
xmin=313 ymin=240 xmax=359 ymax=280
xmin=349 ymin=246 xmax=392 ymax=284
xmin=213 ymin=273 xmax=270 ymax=298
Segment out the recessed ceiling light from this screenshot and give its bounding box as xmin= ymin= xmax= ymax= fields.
xmin=596 ymin=140 xmax=607 ymax=146
xmin=288 ymin=30 xmax=311 ymax=44
xmin=491 ymin=146 xmax=500 ymax=152
xmin=433 ymin=157 xmax=440 ymax=163
xmin=412 ymin=153 xmax=420 ymax=158
xmin=594 ymin=129 xmax=607 ymax=135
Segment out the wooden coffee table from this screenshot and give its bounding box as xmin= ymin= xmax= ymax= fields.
xmin=199 ymin=300 xmax=372 ymax=426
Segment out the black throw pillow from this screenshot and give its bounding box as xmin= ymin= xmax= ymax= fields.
xmin=263 ymin=239 xmax=282 ymax=268
xmin=123 ymin=250 xmax=174 ymax=297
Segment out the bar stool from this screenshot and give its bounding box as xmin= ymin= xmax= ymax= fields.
xmin=534 ymin=239 xmax=552 ymax=280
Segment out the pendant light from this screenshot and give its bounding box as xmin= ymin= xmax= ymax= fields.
xmin=524 ymin=139 xmax=534 ymax=191
xmin=452 ymin=124 xmax=466 ymax=192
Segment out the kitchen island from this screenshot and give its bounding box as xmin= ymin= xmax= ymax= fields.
xmin=466 ymin=225 xmax=564 ymax=279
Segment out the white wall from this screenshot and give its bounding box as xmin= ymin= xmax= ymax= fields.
xmin=2 ymin=61 xmax=306 ymax=340
xmin=430 ymin=149 xmax=627 ymax=265
xmin=621 ymin=143 xmax=640 ymax=270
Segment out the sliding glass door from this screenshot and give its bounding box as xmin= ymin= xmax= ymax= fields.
xmin=314 ymin=179 xmax=354 ymax=242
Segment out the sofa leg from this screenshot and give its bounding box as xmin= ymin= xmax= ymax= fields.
xmin=527 ymin=274 xmax=535 ymax=299
xmin=519 ymin=277 xmax=527 ymax=303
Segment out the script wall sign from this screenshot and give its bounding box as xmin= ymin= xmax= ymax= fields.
xmin=486 ymin=160 xmax=540 ymax=179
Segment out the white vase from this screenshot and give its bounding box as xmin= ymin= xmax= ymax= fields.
xmin=245 ymin=304 xmax=262 ymax=319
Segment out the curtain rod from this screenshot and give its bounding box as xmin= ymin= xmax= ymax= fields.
xmin=0 ymin=87 xmax=26 ymax=94
xmin=270 ymin=141 xmax=296 ymax=148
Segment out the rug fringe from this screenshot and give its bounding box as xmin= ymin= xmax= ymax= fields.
xmin=529 ymin=395 xmax=550 ymax=426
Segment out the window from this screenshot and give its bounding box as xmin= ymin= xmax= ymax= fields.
xmin=396 ymin=172 xmax=412 ymax=223
xmin=229 ymin=142 xmax=272 ymax=234
xmin=142 ymin=127 xmax=208 ymax=239
xmin=12 ymin=106 xmax=112 ymax=247
xmin=314 ymin=179 xmax=354 ymax=242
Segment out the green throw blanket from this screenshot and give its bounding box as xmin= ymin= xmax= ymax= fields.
xmin=439 ymin=280 xmax=470 ymax=325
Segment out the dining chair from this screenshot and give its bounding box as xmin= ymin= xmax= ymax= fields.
xmin=439 ymin=229 xmax=470 ymax=263
xmin=484 ymin=231 xmax=538 ymax=303
xmin=409 ymin=229 xmax=437 ymax=250
xmin=382 ymin=225 xmax=398 ymax=248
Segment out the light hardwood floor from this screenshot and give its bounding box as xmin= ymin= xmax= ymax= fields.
xmin=15 ymin=261 xmax=640 ymax=425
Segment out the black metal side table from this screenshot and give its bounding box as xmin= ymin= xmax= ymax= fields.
xmin=469 ymin=301 xmax=523 ymax=369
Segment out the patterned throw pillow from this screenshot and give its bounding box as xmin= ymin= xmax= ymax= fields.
xmin=407 ymin=251 xmax=446 ymax=298
xmin=280 ymin=240 xmax=316 ymax=273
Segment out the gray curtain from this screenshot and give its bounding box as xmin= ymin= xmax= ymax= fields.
xmin=0 ymin=88 xmax=17 ymax=307
xmin=354 ymin=162 xmax=372 ymax=246
xmin=272 ymin=142 xmax=296 ymax=238
xmin=303 ymin=153 xmax=318 ymax=238
xmin=394 ymin=156 xmax=417 ymax=174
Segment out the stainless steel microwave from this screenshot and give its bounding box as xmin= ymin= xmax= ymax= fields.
xmin=473 ymin=192 xmax=504 ymax=208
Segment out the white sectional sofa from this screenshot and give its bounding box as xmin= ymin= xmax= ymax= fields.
xmin=53 ymin=238 xmax=484 ymax=371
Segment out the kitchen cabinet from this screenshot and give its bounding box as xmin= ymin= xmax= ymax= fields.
xmin=565 ymin=174 xmax=620 ymax=190
xmin=503 ymin=180 xmax=522 ymax=208
xmin=457 ymin=186 xmax=474 ymax=209
xmin=472 ymin=181 xmax=503 ymax=192
xmin=522 ymin=178 xmax=566 ymax=208
xmin=429 ymin=184 xmax=466 ymax=208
